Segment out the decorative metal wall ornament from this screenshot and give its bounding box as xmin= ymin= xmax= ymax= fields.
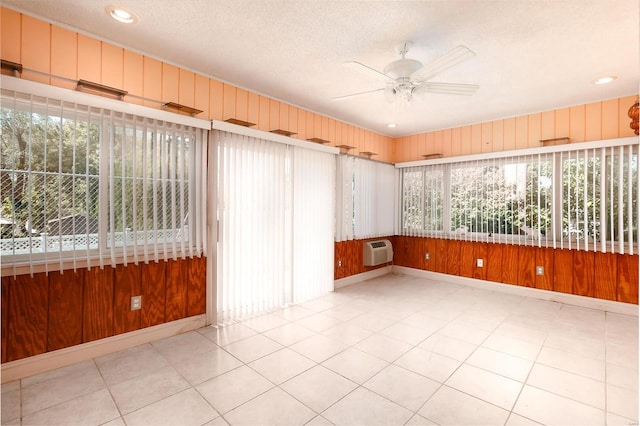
xmin=628 ymin=98 xmax=639 ymax=135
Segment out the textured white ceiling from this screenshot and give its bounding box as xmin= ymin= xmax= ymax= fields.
xmin=4 ymin=0 xmax=639 ymax=137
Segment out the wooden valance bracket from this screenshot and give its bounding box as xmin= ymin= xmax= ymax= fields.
xmin=539 ymin=137 xmax=570 ymax=146
xmin=224 ymin=118 xmax=256 ymax=127
xmin=162 ymin=102 xmax=203 ymax=116
xmin=271 ymin=129 xmax=297 ymax=136
xmin=359 ymin=151 xmax=378 ymax=158
xmin=77 ymin=79 xmax=128 ymax=100
xmin=307 ymin=137 xmax=331 ymax=144
xmin=421 ymin=153 xmax=443 ymax=159
xmin=337 ymin=144 xmax=356 ymax=153
xmin=1 ymin=59 xmax=23 ymax=77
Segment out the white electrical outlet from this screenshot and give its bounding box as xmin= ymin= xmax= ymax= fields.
xmin=477 ymin=258 xmax=483 ymax=267
xmin=536 ymin=266 xmax=544 ymax=276
xmin=337 ymin=259 xmax=342 ymax=268
xmin=425 ymin=253 xmax=430 ymax=260
xmin=131 ymin=295 xmax=142 ymax=311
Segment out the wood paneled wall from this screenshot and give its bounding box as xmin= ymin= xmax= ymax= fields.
xmin=334 ymin=237 xmax=396 ymax=279
xmin=1 ymin=256 xmax=206 ymax=363
xmin=392 ymin=236 xmax=638 ymax=304
xmin=393 ymin=96 xmax=638 ymax=163
xmin=0 ymin=7 xmax=394 ymax=163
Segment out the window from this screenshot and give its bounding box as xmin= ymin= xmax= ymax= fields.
xmin=1 ymin=88 xmax=207 ymax=274
xmin=399 ymin=139 xmax=638 ymax=253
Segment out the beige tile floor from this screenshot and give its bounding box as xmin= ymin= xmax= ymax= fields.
xmin=2 ymin=273 xmax=638 ymax=425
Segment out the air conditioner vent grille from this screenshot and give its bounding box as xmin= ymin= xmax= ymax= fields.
xmin=363 ymin=239 xmax=393 ymax=266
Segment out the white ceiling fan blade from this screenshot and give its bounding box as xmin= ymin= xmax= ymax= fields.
xmin=417 ymin=82 xmax=479 ymax=96
xmin=344 ymin=61 xmax=394 ymax=83
xmin=411 ymin=45 xmax=476 ymax=81
xmin=332 ymin=88 xmax=385 ymax=101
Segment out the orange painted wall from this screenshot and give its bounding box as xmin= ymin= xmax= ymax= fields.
xmin=0 ymin=7 xmax=394 ymax=163
xmin=393 ymin=97 xmax=638 ymax=163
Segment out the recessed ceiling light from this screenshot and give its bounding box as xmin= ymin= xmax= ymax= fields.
xmin=593 ymin=76 xmax=617 ymax=85
xmin=105 ymin=5 xmax=139 ymax=24
xmin=387 ymin=123 xmax=397 ymax=128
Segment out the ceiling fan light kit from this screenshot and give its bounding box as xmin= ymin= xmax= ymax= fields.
xmin=334 ymin=42 xmax=480 ymax=105
xmin=383 ymin=59 xmax=422 ymax=79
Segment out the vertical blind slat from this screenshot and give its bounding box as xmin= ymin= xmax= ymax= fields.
xmin=618 ymin=145 xmax=624 ymax=254
xmin=335 ymin=155 xmax=396 ymax=242
xmin=627 ymin=144 xmax=634 ymax=255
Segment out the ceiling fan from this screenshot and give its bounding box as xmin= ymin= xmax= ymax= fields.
xmin=333 ymin=42 xmax=479 ymax=104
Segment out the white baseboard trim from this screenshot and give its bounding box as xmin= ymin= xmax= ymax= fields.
xmin=392 ymin=266 xmax=638 ymax=317
xmin=334 ymin=265 xmax=393 ymax=289
xmin=1 ymin=314 xmax=207 ymax=384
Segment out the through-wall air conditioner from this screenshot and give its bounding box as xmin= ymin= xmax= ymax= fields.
xmin=363 ymin=239 xmax=393 ymax=266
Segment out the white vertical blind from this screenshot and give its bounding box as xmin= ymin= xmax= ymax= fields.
xmin=335 ymin=155 xmax=354 ymax=241
xmin=215 ymin=130 xmax=336 ymax=323
xmin=216 ymin=131 xmax=288 ymax=322
xmin=292 ymin=147 xmax=335 ymax=303
xmin=335 ymin=155 xmax=396 ymax=242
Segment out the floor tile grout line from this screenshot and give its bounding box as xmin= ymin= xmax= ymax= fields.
xmin=410 ymin=312 xmax=505 ymax=423
xmin=18 ymin=359 xmax=117 ymax=423
xmin=165 ymin=342 xmax=246 ymax=417
xmin=232 ymin=292 xmax=448 ymax=423
xmin=99 ymin=339 xmax=227 ymax=424
xmin=219 ymin=297 xmax=368 ymax=423
xmin=197 ymin=306 xmax=362 ymax=423
xmin=521 ymin=382 xmax=610 ymax=416
xmin=91 ymin=357 xmax=126 ymax=425
xmin=415 ymin=384 xmax=514 ymax=425
xmin=504 ymin=320 xmax=550 ymax=426
xmin=274 ymin=366 xmax=358 ymax=420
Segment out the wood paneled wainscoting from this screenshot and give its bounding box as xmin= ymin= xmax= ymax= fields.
xmin=1 ymin=256 xmax=206 ymax=363
xmin=334 ymin=237 xmax=396 ymax=279
xmin=393 ymin=236 xmax=638 ymax=304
